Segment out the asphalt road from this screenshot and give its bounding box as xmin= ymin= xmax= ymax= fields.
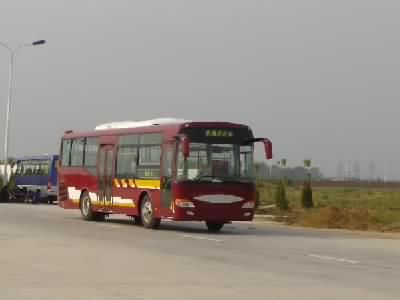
xmin=0 ymin=203 xmax=399 ymax=300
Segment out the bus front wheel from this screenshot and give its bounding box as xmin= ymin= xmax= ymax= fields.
xmin=206 ymin=222 xmax=224 ymax=232
xmin=140 ymin=195 xmax=160 ymax=229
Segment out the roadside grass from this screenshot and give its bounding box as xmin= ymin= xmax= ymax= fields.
xmin=256 ymin=181 xmax=400 ymax=232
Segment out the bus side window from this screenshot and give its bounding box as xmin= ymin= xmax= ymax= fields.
xmin=71 ymin=138 xmax=85 ymax=167
xmin=136 ymin=133 xmax=162 ymax=179
xmin=24 ymin=161 xmax=33 ymax=176
xmin=116 ymin=146 xmax=137 ymax=179
xmin=16 ymin=162 xmax=22 ymax=175
xmin=117 ymin=134 xmax=139 ymax=179
xmin=176 ymin=144 xmax=185 ymax=180
xmin=33 ymin=162 xmax=40 ymax=175
xmin=137 ymin=145 xmax=161 ymax=178
xmin=61 ymin=140 xmax=72 ymax=167
xmin=162 ymin=148 xmax=173 ymax=178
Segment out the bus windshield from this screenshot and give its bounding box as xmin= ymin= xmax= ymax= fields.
xmin=177 ymin=143 xmax=254 ymax=183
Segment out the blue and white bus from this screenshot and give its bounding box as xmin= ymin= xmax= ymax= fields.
xmin=14 ymin=154 xmax=59 ymax=203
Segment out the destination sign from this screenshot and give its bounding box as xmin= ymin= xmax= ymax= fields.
xmin=205 ymin=129 xmax=234 ymax=138
xmin=180 ymin=126 xmax=253 ymax=143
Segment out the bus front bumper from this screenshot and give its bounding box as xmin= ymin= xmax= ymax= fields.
xmin=172 ymin=205 xmax=255 ymax=222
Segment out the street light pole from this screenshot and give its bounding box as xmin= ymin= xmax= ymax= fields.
xmin=4 ymin=50 xmax=14 ymax=186
xmin=0 ymin=40 xmax=46 ymax=185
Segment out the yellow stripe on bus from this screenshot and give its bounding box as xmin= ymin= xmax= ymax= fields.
xmin=134 ymin=179 xmax=160 ymax=190
xmin=128 ymin=179 xmax=136 ymax=188
xmin=114 ymin=203 xmax=136 ymax=208
xmin=120 ymin=179 xmax=128 ymax=188
xmin=114 ymin=179 xmax=121 ymax=188
xmin=73 ymin=200 xmax=135 ymax=207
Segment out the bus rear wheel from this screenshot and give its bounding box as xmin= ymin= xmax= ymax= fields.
xmin=47 ymin=196 xmax=56 ymax=204
xmin=134 ymin=216 xmax=143 ymax=226
xmin=206 ymin=222 xmax=224 ymax=232
xmin=141 ymin=195 xmax=160 ymax=229
xmin=80 ymin=192 xmax=104 ymax=221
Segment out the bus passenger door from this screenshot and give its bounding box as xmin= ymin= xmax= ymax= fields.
xmin=161 ymin=143 xmax=174 ymax=211
xmin=98 ymin=145 xmax=115 ymax=210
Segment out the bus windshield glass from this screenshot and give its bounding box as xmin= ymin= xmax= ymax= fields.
xmin=177 ymin=143 xmax=254 ymax=183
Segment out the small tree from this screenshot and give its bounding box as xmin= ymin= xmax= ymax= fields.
xmin=254 ymin=163 xmax=261 ymax=209
xmin=8 ymin=173 xmax=16 ymax=191
xmin=301 ymin=180 xmax=313 ymax=208
xmin=281 ymin=158 xmax=287 ymax=185
xmin=301 ymin=159 xmax=314 ymax=208
xmin=255 ymin=189 xmax=260 ymax=209
xmin=275 ymin=181 xmax=289 ymax=210
xmin=304 ymin=159 xmax=311 ymax=179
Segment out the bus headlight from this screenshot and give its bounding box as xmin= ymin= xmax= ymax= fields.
xmin=175 ymin=199 xmax=195 ymax=208
xmin=242 ymin=201 xmax=255 ymax=209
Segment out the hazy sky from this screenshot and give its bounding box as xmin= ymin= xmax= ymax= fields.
xmin=0 ymin=1 xmax=399 ymax=179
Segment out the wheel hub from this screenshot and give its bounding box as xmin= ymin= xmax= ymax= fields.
xmin=82 ymin=197 xmax=90 ymax=216
xmin=142 ymin=201 xmax=152 ymax=222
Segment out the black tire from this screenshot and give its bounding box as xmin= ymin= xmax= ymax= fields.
xmin=94 ymin=212 xmax=106 ymax=222
xmin=140 ymin=195 xmax=161 ymax=229
xmin=134 ymin=216 xmax=143 ymax=226
xmin=80 ymin=192 xmax=104 ymax=221
xmin=206 ymin=222 xmax=224 ymax=232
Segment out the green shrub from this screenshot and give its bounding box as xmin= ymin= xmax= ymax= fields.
xmin=275 ymin=181 xmax=289 ymax=210
xmin=8 ymin=174 xmax=16 ymax=191
xmin=255 ymin=189 xmax=260 ymax=209
xmin=301 ymin=180 xmax=314 ymax=208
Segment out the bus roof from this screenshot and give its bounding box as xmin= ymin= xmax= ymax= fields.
xmin=16 ymin=154 xmax=59 ymax=162
xmin=94 ymin=118 xmax=190 ymax=130
xmin=63 ymin=119 xmax=251 ymax=139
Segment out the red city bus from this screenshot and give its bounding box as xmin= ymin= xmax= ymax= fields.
xmin=58 ymin=118 xmax=272 ymax=232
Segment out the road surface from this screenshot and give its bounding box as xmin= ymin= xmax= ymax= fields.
xmin=0 ymin=203 xmax=399 ymax=300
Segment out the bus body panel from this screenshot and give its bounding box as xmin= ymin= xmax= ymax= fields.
xmin=59 ymin=168 xmax=162 ymax=217
xmin=171 ymin=182 xmax=255 ymax=221
xmin=49 ymin=158 xmax=58 ymax=192
xmin=58 ymin=121 xmax=269 ymax=224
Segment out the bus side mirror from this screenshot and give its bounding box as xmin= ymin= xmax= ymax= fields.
xmin=182 ymin=136 xmax=190 ymax=159
xmin=263 ymin=139 xmax=272 ymax=160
